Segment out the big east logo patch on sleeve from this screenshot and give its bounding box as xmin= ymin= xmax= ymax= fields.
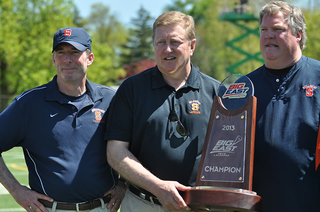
xmin=222 ymin=83 xmax=249 ymax=99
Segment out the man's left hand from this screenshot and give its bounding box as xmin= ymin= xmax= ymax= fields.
xmin=104 ymin=181 xmax=127 ymax=212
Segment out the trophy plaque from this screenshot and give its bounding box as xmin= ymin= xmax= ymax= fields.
xmin=183 ymin=74 xmax=261 ymax=212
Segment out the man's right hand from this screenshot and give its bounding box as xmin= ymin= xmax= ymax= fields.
xmin=0 ymin=157 xmax=52 ymax=212
xmin=10 ymin=185 xmax=53 ymax=212
xmin=152 ymin=180 xmax=191 ymax=211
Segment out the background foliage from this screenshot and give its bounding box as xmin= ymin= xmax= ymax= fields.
xmin=0 ymin=0 xmax=319 ymax=111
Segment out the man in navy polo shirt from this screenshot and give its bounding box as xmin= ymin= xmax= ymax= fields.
xmin=106 ymin=11 xmax=220 ymax=211
xmin=0 ymin=27 xmax=126 ymax=212
xmin=247 ymin=2 xmax=320 ymax=211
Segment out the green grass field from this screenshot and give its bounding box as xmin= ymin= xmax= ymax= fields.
xmin=0 ymin=147 xmax=28 ymax=212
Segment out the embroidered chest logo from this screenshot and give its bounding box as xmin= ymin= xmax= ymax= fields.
xmin=303 ymin=85 xmax=317 ymax=97
xmin=189 ymin=100 xmax=201 ymax=114
xmin=92 ymin=108 xmax=105 ymax=123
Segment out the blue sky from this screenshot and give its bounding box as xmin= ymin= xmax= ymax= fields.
xmin=74 ymin=0 xmax=310 ymax=26
xmin=74 ymin=0 xmax=174 ymax=25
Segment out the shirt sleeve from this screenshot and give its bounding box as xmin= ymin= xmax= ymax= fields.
xmin=0 ymin=99 xmax=26 ymax=155
xmin=105 ymin=79 xmax=133 ymax=143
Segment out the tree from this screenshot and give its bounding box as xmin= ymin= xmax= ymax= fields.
xmin=84 ymin=3 xmax=127 ymax=86
xmin=0 ymin=0 xmax=75 ymax=110
xmin=120 ymin=6 xmax=154 ymax=65
xmin=121 ymin=59 xmax=156 ymax=79
xmin=73 ymin=6 xmax=86 ymax=27
xmin=164 ymin=0 xmax=211 ymax=24
xmin=86 ymin=3 xmax=127 ymax=49
xmin=0 ymin=1 xmax=127 ymax=112
xmin=302 ymin=8 xmax=320 ymax=60
xmin=88 ymin=42 xmax=126 ymax=86
xmin=165 ymin=0 xmax=263 ymax=81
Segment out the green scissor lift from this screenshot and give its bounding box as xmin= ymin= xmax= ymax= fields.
xmin=219 ymin=11 xmax=264 ymax=74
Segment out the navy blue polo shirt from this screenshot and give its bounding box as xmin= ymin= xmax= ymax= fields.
xmin=105 ymin=64 xmax=220 ymax=187
xmin=247 ymin=56 xmax=320 ymax=212
xmin=0 ymin=76 xmax=117 ymax=202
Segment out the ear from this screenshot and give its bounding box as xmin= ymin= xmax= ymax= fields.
xmin=52 ymin=54 xmax=57 ymax=67
xmin=190 ymin=39 xmax=196 ymax=56
xmin=87 ymin=53 xmax=94 ymax=66
xmin=296 ymin=30 xmax=302 ymax=42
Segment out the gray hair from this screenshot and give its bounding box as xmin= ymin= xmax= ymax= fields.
xmin=259 ymin=1 xmax=307 ymax=50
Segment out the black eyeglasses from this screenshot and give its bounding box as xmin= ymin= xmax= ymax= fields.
xmin=169 ymin=108 xmax=188 ymax=137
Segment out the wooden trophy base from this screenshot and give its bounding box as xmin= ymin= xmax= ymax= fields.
xmin=183 ymin=186 xmax=261 ymax=212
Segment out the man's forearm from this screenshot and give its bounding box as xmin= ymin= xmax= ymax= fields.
xmin=106 ymin=140 xmax=191 ymax=211
xmin=106 ymin=140 xmax=162 ymax=196
xmin=0 ymin=156 xmax=21 ymax=194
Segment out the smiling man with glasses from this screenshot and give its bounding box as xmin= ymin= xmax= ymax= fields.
xmin=105 ymin=11 xmax=220 ymax=212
